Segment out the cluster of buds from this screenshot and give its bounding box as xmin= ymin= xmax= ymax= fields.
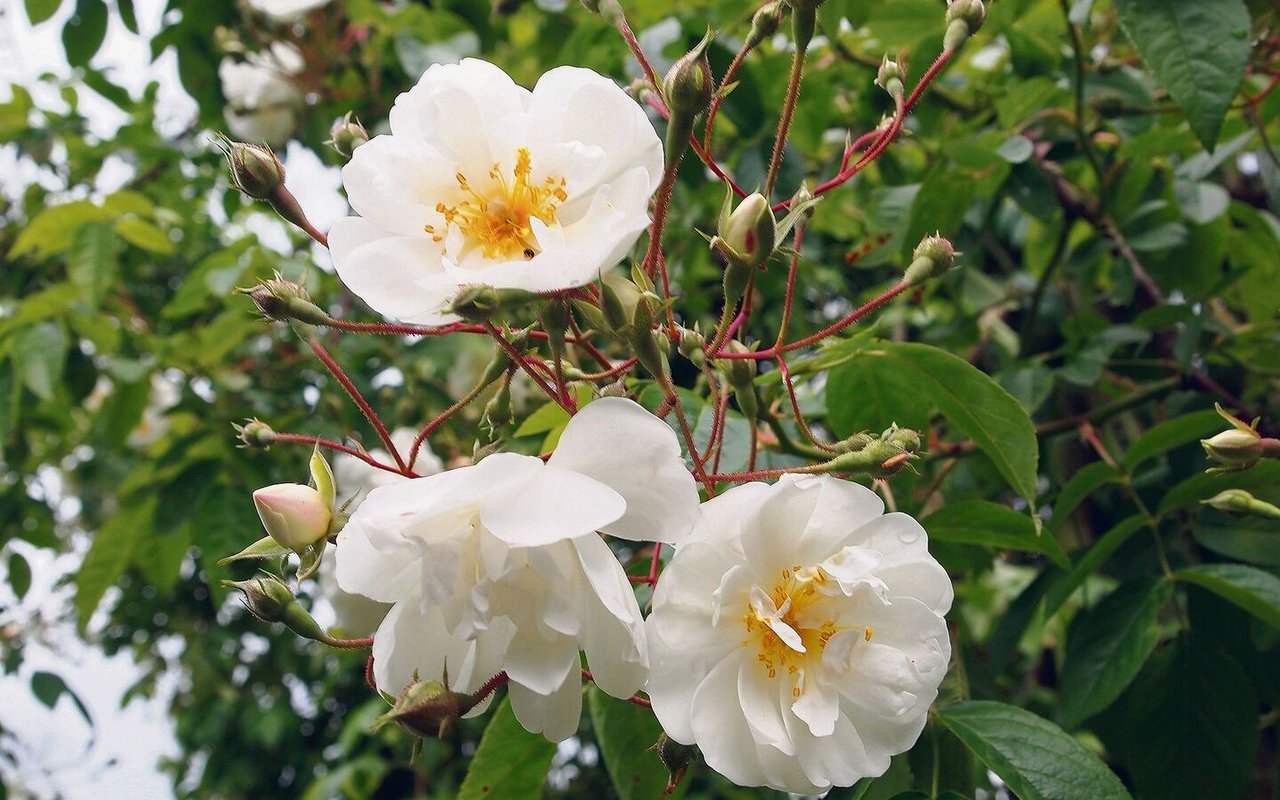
xmin=600 ymin=270 xmax=672 ymax=386
xmin=1201 ymin=404 xmax=1277 ymax=474
xmin=944 ymin=0 xmax=987 ymax=51
xmin=822 ymin=423 xmax=923 ymax=478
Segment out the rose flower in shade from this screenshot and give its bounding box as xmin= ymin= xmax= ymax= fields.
xmin=645 ymin=474 xmax=952 ymax=794
xmin=328 ymin=58 xmax=663 ymax=324
xmin=336 ymin=398 xmax=697 ymax=741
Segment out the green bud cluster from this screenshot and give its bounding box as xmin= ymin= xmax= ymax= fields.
xmin=876 ymin=56 xmax=905 ymax=101
xmin=823 ymin=423 xmax=923 ymax=478
xmin=745 ymin=2 xmax=785 ymax=49
xmin=944 ymin=0 xmax=986 ymax=51
xmin=1200 ymin=403 xmax=1272 ymax=474
xmin=233 ymin=418 xmax=277 ymax=448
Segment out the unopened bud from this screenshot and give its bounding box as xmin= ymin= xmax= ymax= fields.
xmin=253 ymin=483 xmax=332 ymax=553
xmin=746 ymin=2 xmax=785 ymax=48
xmin=580 ymin=0 xmax=623 ymax=24
xmin=1202 ymin=489 xmax=1280 ymax=519
xmin=663 ymin=32 xmax=714 ymax=118
xmin=883 ymin=424 xmax=921 ymax=454
xmin=601 ymin=272 xmax=644 ymax=335
xmin=372 ymin=676 xmax=467 ymax=740
xmin=327 ymin=112 xmax=368 ymax=158
xmin=677 ymin=326 xmax=705 ymax=367
xmin=876 ymin=56 xmax=905 ymax=101
xmin=1201 ymin=429 xmax=1263 ymax=473
xmin=656 ymin=733 xmax=697 ymax=795
xmin=233 ymin=418 xmax=276 ymax=448
xmin=222 ymin=139 xmax=285 ymax=200
xmin=445 ymin=284 xmax=536 ymax=322
xmin=239 ymin=274 xmax=333 ymax=325
xmin=716 ymin=341 xmax=758 ymax=390
xmin=904 ymin=234 xmax=960 ymax=285
xmin=223 ymin=573 xmax=329 ymax=641
xmin=823 ymin=438 xmax=917 ymax=478
xmin=717 ymin=192 xmax=777 ymax=270
xmin=944 ymin=0 xmax=986 ymax=50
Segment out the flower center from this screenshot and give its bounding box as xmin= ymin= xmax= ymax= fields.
xmin=426 ymin=147 xmax=568 ymax=261
xmin=742 ymin=565 xmax=872 ymax=697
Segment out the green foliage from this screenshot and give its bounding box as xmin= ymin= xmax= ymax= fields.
xmin=458 ymin=698 xmax=558 ymax=800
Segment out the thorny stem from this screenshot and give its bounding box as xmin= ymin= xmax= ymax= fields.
xmin=305 ymin=335 xmax=409 ymax=473
xmin=485 ymin=323 xmax=575 ymax=413
xmin=764 ymin=10 xmax=814 ymax=198
xmin=273 ymin=432 xmax=407 ymax=476
xmin=409 ymin=374 xmax=499 ymax=467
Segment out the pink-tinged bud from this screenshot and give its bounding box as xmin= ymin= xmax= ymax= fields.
xmin=221 ymin=139 xmax=285 ymax=200
xmin=327 ymin=112 xmax=368 ymax=158
xmin=253 ymin=483 xmax=332 ymax=552
xmin=718 ymin=192 xmax=777 ymax=268
xmin=944 ymin=0 xmax=986 ymax=50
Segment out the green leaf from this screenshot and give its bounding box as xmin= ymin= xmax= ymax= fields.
xmin=922 ymin=501 xmax=1068 ymax=567
xmin=862 ymin=342 xmax=1039 ymax=504
xmin=825 ymin=352 xmax=932 ymax=438
xmin=1175 ymin=563 xmax=1280 ymax=629
xmin=1098 ymin=633 xmax=1256 ymax=800
xmin=939 ymin=701 xmax=1130 ymax=800
xmin=8 ymin=200 xmax=110 ymax=261
xmin=67 ymin=222 xmax=120 ymax=304
xmin=1193 ymin=517 xmax=1280 ymax=567
xmin=62 ymin=0 xmax=108 ymax=68
xmin=902 ymin=170 xmax=974 ymax=262
xmin=12 ymin=321 xmax=68 ymax=402
xmin=1044 ymin=515 xmax=1147 ymax=619
xmin=1060 ymin=579 xmax=1171 ymax=727
xmin=457 ymin=697 xmax=557 ymax=800
xmin=588 ymin=688 xmax=685 ymax=800
xmin=74 ymin=495 xmax=157 ymax=629
xmin=1122 ymin=408 xmax=1223 ymax=473
xmin=1113 ymin=0 xmax=1251 ymax=148
xmin=31 ymin=671 xmax=92 ymax=725
xmin=25 ymin=0 xmax=61 ymax=24
xmin=1159 ymin=460 xmax=1280 ymax=516
xmin=1047 ymin=462 xmax=1124 ymax=532
xmin=117 ymin=0 xmax=138 ymax=33
xmin=115 ymin=216 xmax=176 ymax=255
xmin=7 ymin=552 xmax=32 ymax=600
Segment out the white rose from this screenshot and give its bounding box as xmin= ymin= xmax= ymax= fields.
xmin=646 ymin=474 xmax=953 ymax=794
xmin=328 ymin=58 xmax=663 ymax=324
xmin=245 ymin=0 xmax=331 ymax=23
xmin=218 ymin=43 xmax=305 ymax=146
xmin=336 ymin=398 xmax=698 ymax=740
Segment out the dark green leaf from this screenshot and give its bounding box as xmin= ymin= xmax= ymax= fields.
xmin=117 ymin=0 xmax=138 ymax=33
xmin=62 ymin=0 xmax=108 ymax=68
xmin=902 ymin=170 xmax=974 ymax=262
xmin=1175 ymin=563 xmax=1280 ymax=629
xmin=1159 ymin=460 xmax=1280 ymax=516
xmin=31 ymin=671 xmax=92 ymax=725
xmin=939 ymin=701 xmax=1131 ymax=800
xmin=862 ymin=342 xmax=1039 ymax=504
xmin=457 ymin=697 xmax=557 ymax=800
xmin=1060 ymin=578 xmax=1171 ymax=727
xmin=588 ymin=687 xmax=685 ymax=800
xmin=1044 ymin=515 xmax=1147 ymax=618
xmin=1193 ymin=516 xmax=1280 ymax=567
xmin=1122 ymin=408 xmax=1223 ymax=473
xmin=1099 ymin=633 xmax=1256 ymax=800
xmin=7 ymin=552 xmax=31 ymax=600
xmin=923 ymin=501 xmax=1068 ymax=567
xmin=1048 ymin=462 xmax=1124 ymax=532
xmin=825 ymin=352 xmax=931 ymax=438
xmin=1113 ymin=0 xmax=1251 ymax=148
xmin=13 ymin=321 xmax=68 ymax=402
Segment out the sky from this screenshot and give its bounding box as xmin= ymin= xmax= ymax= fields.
xmin=0 ymin=0 xmax=346 ymax=797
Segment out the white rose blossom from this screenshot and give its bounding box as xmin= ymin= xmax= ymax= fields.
xmin=328 ymin=58 xmax=663 ymax=325
xmin=245 ymin=0 xmax=331 ymax=23
xmin=336 ymin=398 xmax=697 ymax=741
xmin=218 ymin=43 xmax=305 ymax=147
xmin=646 ymin=474 xmax=953 ymax=794
xmin=320 ymin=429 xmax=444 ymax=636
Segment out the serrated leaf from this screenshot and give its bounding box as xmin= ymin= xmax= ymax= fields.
xmin=1099 ymin=633 xmax=1255 ymax=800
xmin=1060 ymin=579 xmax=1171 ymax=727
xmin=940 ymin=701 xmax=1131 ymax=800
xmin=1175 ymin=563 xmax=1280 ymax=629
xmin=862 ymin=342 xmax=1039 ymax=504
xmin=1113 ymin=0 xmax=1251 ymax=148
xmin=922 ymin=501 xmax=1068 ymax=567
xmin=588 ymin=687 xmax=686 ymax=800
xmin=67 ymin=221 xmax=120 ymax=304
xmin=74 ymin=496 xmax=157 ymax=629
xmin=825 ymin=352 xmax=931 ymax=439
xmin=457 ymin=697 xmax=557 ymax=800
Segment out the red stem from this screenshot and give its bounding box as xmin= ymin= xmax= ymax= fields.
xmin=305 ymin=336 xmax=409 ymax=473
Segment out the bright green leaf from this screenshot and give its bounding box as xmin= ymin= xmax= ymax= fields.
xmin=939 ymin=701 xmax=1131 ymax=800
xmin=12 ymin=321 xmax=68 ymax=402
xmin=825 ymin=352 xmax=932 ymax=439
xmin=588 ymin=688 xmax=685 ymax=800
xmin=115 ymin=216 xmax=176 ymax=255
xmin=25 ymin=0 xmax=62 ymax=24
xmin=67 ymin=222 xmax=120 ymax=304
xmin=1122 ymin=408 xmax=1223 ymax=473
xmin=74 ymin=495 xmax=157 ymax=629
xmin=457 ymin=697 xmax=557 ymax=800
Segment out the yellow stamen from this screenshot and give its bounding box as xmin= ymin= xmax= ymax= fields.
xmin=426 ymin=147 xmax=567 ymax=261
